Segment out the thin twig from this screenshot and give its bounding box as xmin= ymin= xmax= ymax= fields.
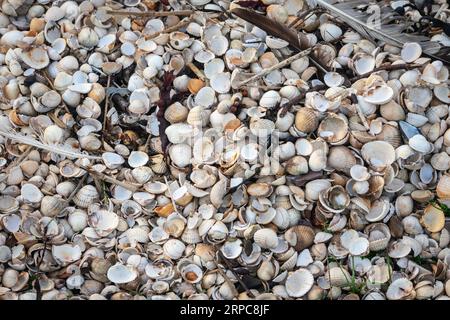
xmin=216 ymin=267 xmax=239 ymax=297
xmin=79 ymin=165 xmax=139 ymax=192
xmin=3 ymin=146 xmax=33 ymax=174
xmin=236 ymin=48 xmax=313 ymax=87
xmin=66 ymin=173 xmax=88 ymax=203
xmin=107 ymin=10 xmax=194 ymax=17
xmin=145 ymin=17 xmax=195 ymax=40
xmin=279 ymin=84 xmax=328 ymax=116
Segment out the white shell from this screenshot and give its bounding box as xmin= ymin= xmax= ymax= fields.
xmin=107 ymin=263 xmax=138 ymax=284
xmin=285 ymin=269 xmax=314 ymax=297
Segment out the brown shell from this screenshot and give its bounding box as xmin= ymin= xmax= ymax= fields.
xmin=284 ymin=224 xmax=315 ymax=251
xmin=295 ymin=108 xmax=319 ymax=133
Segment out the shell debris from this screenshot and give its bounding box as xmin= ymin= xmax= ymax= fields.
xmin=0 ymin=0 xmax=449 ymax=301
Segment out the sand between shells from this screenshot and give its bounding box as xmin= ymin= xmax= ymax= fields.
xmin=0 ymin=0 xmax=450 ymax=300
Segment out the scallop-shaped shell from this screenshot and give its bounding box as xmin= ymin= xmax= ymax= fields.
xmin=365 ymin=223 xmax=391 ymax=251
xmin=73 ymin=185 xmax=99 ymax=208
xmin=437 ymin=175 xmax=450 ymax=199
xmin=164 ymin=102 xmax=189 ymax=124
xmin=40 ymin=195 xmax=66 ymax=217
xmin=325 ymin=267 xmax=351 ymax=287
xmin=285 ymin=269 xmax=314 ymax=297
xmin=253 ymin=228 xmax=279 ymax=249
xmin=250 ymin=118 xmax=275 ymax=138
xmin=295 ymin=108 xmax=318 ymax=133
xmin=181 ymin=228 xmax=201 ymax=244
xmin=284 ymin=225 xmax=315 ymax=251
xmin=352 ymin=53 xmax=375 ymax=75
xmin=163 ymin=239 xmax=186 ymax=260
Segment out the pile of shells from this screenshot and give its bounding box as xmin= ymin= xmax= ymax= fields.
xmin=0 ymin=0 xmax=449 ymax=300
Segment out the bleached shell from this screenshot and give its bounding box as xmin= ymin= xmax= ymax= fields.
xmin=128 ymin=151 xmax=149 ymax=168
xmin=169 ymin=144 xmax=192 ymax=168
xmin=253 ymin=228 xmax=279 ymax=249
xmin=250 ymin=118 xmax=275 ymax=138
xmin=318 ymin=115 xmax=348 ymax=144
xmin=220 ymin=239 xmax=243 ymax=259
xmin=434 ymin=86 xmax=450 ymax=104
xmin=21 ymin=183 xmax=43 ymax=203
xmin=363 ymin=85 xmax=394 ymax=105
xmin=195 ymin=86 xmax=216 ymax=107
xmin=320 ymin=23 xmax=342 ymax=42
xmin=408 ymin=134 xmax=432 ymax=154
xmin=102 ymin=152 xmax=125 ymax=169
xmin=163 ymin=239 xmax=186 ymax=260
xmin=388 ymin=240 xmax=411 ymax=258
xmin=361 ymin=141 xmax=396 ymax=170
xmin=280 ymin=85 xmax=300 ymax=100
xmin=89 ymin=210 xmax=119 ymax=237
xmin=324 ymin=72 xmax=344 ymax=87
xmin=204 ymin=58 xmax=225 ymax=79
xmin=20 ymin=47 xmax=49 ymax=69
xmin=305 ymin=180 xmax=331 ymax=202
xmin=107 ymin=264 xmax=138 ymax=284
xmin=266 ymin=36 xmax=289 ymax=49
xmin=350 ymin=165 xmax=370 ymax=181
xmin=210 ymin=72 xmax=231 ymax=94
xmin=401 ymin=42 xmax=422 ymax=63
xmin=210 ymin=178 xmax=228 ymax=208
xmin=52 ymin=244 xmax=81 ymax=265
xmin=259 ymin=90 xmax=281 ymax=109
xmin=285 ymin=269 xmax=314 ymax=297
xmin=207 ymin=35 xmax=228 ymax=56
xmin=68 ymin=210 xmax=88 ymax=232
xmin=365 ymin=199 xmax=390 ymax=222
xmin=181 ymin=228 xmax=201 ymax=244
xmin=165 ymin=123 xmax=194 ymax=144
xmin=347 ymin=237 xmax=369 ymax=256
xmin=386 ymin=278 xmax=414 ymax=300
xmin=353 ymin=53 xmax=375 ymax=75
